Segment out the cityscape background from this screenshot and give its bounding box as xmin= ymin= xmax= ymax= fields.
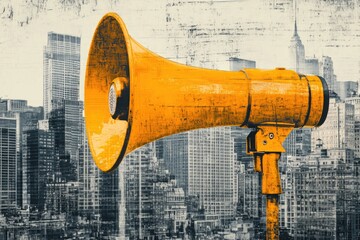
xmin=0 ymin=0 xmax=360 ymax=239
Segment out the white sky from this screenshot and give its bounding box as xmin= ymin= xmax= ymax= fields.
xmin=0 ymin=0 xmax=359 ymax=107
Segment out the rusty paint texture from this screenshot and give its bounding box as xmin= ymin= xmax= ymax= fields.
xmin=85 ymin=13 xmax=328 ymax=172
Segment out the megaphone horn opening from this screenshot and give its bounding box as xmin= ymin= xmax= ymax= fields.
xmin=85 ymin=13 xmax=133 ymax=172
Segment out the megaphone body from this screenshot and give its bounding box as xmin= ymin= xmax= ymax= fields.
xmin=85 ymin=13 xmax=328 ymax=172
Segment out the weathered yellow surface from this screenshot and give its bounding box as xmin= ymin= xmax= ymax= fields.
xmin=85 ymin=13 xmax=328 ymax=172
xmin=266 ymin=195 xmax=280 ymax=240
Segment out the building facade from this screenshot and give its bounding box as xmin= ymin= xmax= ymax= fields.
xmin=22 ymin=129 xmax=55 ymax=211
xmin=312 ymin=97 xmax=355 ymax=151
xmin=319 ymin=56 xmax=337 ymax=93
xmin=0 ymin=117 xmax=17 ymax=213
xmin=163 ymin=128 xmax=238 ymax=223
xmin=48 ymin=100 xmax=83 ymax=169
xmin=77 ymin=129 xmax=100 ymax=216
xmin=43 ymin=32 xmax=80 ymax=119
xmin=282 ymin=146 xmax=360 ymax=239
xmin=345 ymin=96 xmax=360 ymax=158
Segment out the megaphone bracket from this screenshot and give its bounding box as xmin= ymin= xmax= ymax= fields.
xmin=246 ymin=126 xmax=293 ymax=240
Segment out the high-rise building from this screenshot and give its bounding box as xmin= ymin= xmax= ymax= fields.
xmin=0 ymin=117 xmax=17 ymax=213
xmin=336 ymin=81 xmax=358 ymax=100
xmin=98 ymin=169 xmax=122 ymax=237
xmin=43 ymin=32 xmax=81 ymax=119
xmin=288 ymin=17 xmax=319 ymax=75
xmin=48 ymin=99 xmax=83 ymax=170
xmin=78 ymin=120 xmax=100 ymax=216
xmin=238 ymin=162 xmax=262 ymax=218
xmin=155 ymin=138 xmax=164 ymax=160
xmin=230 ymin=127 xmax=252 ymax=164
xmin=0 ymin=99 xmax=43 ymax=208
xmin=319 ymin=56 xmax=336 ymax=93
xmin=0 ymin=99 xmax=28 ymax=112
xmin=282 ymin=146 xmax=360 ymax=239
xmin=312 ymin=97 xmax=355 ymax=151
xmin=45 ymin=181 xmax=79 ymax=215
xmin=162 ymin=184 xmax=187 ymax=236
xmin=288 ymin=20 xmax=305 ymax=73
xmin=42 ymin=32 xmax=82 ymax=217
xmin=283 ymin=128 xmax=311 ymax=162
xmin=152 ymin=163 xmax=187 ymax=238
xmin=22 ymin=128 xmax=55 ymax=211
xmin=124 ymin=143 xmax=156 ymax=239
xmin=345 ymin=96 xmax=360 ymax=158
xmin=286 ymin=17 xmax=318 ymax=164
xmin=163 ymin=127 xmax=238 ymax=223
xmin=304 ymin=58 xmax=319 ymax=75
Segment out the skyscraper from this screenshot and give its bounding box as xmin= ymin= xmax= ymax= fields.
xmin=345 ymin=96 xmax=360 ymax=158
xmin=0 ymin=117 xmax=17 ymax=213
xmin=337 ymin=81 xmax=358 ymax=100
xmin=22 ymin=128 xmax=55 ymax=211
xmin=78 ymin=120 xmax=100 ymax=216
xmin=0 ymin=99 xmax=28 ymax=112
xmin=0 ymin=99 xmax=43 ymax=208
xmin=288 ymin=14 xmax=319 ymax=75
xmin=288 ymin=20 xmax=305 ymax=73
xmin=283 ymin=147 xmax=359 ymax=239
xmin=286 ymin=15 xmax=318 ymax=163
xmin=43 ymin=32 xmax=80 ymax=119
xmin=319 ymin=56 xmax=336 ymax=93
xmin=48 ymin=99 xmax=83 ymax=166
xmin=43 ymin=32 xmax=82 ymax=218
xmin=124 ymin=143 xmax=156 ymax=239
xmin=163 ymin=128 xmax=238 ymax=223
xmin=312 ymin=97 xmax=355 ymax=151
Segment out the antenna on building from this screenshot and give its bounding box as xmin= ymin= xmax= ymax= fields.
xmin=293 ymin=0 xmax=298 ymax=37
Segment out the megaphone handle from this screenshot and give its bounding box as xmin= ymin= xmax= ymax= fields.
xmin=261 ymin=152 xmax=282 ymax=240
xmin=247 ymin=127 xmax=292 ymax=240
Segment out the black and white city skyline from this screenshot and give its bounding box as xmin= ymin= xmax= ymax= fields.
xmin=0 ymin=0 xmax=360 ymax=239
xmin=0 ymin=0 xmax=359 ymax=106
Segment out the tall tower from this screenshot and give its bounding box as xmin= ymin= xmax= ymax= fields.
xmin=288 ymin=1 xmax=305 ymax=73
xmin=319 ymin=56 xmax=336 ymax=93
xmin=48 ymin=99 xmax=83 ymax=165
xmin=43 ymin=32 xmax=81 ymax=119
xmin=163 ymin=128 xmax=238 ymax=223
xmin=22 ymin=128 xmax=55 ymax=211
xmin=0 ymin=100 xmax=43 ymax=208
xmin=124 ymin=143 xmax=156 ymax=239
xmin=77 ymin=119 xmax=100 ymax=216
xmin=0 ymin=117 xmax=17 ymax=213
xmin=284 ymin=0 xmax=312 ymax=163
xmin=43 ymin=32 xmax=82 ymax=170
xmin=312 ymin=98 xmax=355 ymax=151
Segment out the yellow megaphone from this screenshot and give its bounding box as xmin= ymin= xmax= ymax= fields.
xmin=84 ymin=13 xmax=329 ymax=239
